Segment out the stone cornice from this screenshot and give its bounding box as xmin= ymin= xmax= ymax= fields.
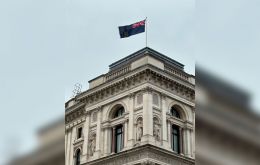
xmin=65 ymin=101 xmax=85 ymax=114
xmin=65 ymin=65 xmax=195 ymax=124
xmin=83 ymin=144 xmax=195 ymax=165
xmin=73 ymin=64 xmax=193 ymax=103
xmin=65 ymin=107 xmax=85 ymax=125
xmin=76 ymin=65 xmax=193 ymax=105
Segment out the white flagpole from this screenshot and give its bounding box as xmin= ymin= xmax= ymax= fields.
xmin=145 ymin=17 xmax=148 ymax=47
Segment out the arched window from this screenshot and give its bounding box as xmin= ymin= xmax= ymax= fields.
xmin=75 ymin=149 xmax=81 ymax=165
xmin=112 ymin=125 xmax=124 ymax=153
xmin=113 ymin=106 xmax=125 ymax=118
xmin=171 ymin=106 xmax=180 ymax=118
xmin=171 ymin=125 xmax=180 ymax=153
xmin=109 ymin=104 xmax=125 ymax=154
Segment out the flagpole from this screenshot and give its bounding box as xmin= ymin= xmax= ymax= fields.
xmin=145 ymin=17 xmax=147 ymax=47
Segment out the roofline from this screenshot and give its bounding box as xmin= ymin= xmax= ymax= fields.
xmin=109 ymin=47 xmax=184 ymax=70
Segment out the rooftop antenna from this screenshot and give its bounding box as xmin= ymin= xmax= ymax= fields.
xmin=71 ymin=83 xmax=82 ymax=98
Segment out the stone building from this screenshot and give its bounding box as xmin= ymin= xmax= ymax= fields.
xmin=196 ymin=68 xmax=260 ymax=165
xmin=8 ymin=118 xmax=64 ymax=165
xmin=65 ymin=47 xmax=195 ymax=165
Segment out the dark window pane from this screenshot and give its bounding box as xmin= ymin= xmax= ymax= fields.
xmin=75 ymin=149 xmax=80 ymax=165
xmin=114 ymin=107 xmax=125 ymax=118
xmin=77 ymin=127 xmax=82 ymax=139
xmin=171 ymin=107 xmax=180 ymax=118
xmin=115 ymin=125 xmax=123 ymax=153
xmin=172 ymin=125 xmax=180 ymax=153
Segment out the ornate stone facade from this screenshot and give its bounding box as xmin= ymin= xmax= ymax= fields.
xmin=65 ymin=47 xmax=195 ymax=165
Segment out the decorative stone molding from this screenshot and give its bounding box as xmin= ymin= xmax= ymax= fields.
xmin=82 ymin=144 xmax=194 ymax=165
xmin=142 ymin=86 xmax=153 ymax=94
xmin=88 ymin=133 xmax=96 ymax=157
xmin=153 ymin=117 xmax=161 ymax=141
xmin=66 ymin=107 xmax=85 ymax=124
xmin=128 ymin=92 xmax=135 ymax=99
xmin=66 ymin=116 xmax=86 ymax=129
xmin=66 ymin=66 xmax=194 ymax=123
xmin=136 ymin=118 xmax=143 ymax=141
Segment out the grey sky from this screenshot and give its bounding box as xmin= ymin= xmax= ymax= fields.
xmin=0 ymin=0 xmax=259 ymax=164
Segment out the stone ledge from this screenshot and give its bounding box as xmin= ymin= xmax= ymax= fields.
xmin=83 ymin=144 xmax=195 ymax=165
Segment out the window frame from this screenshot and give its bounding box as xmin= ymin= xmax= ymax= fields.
xmin=171 ymin=125 xmax=180 ymax=154
xmin=75 ymin=149 xmax=81 ymax=165
xmin=114 ymin=124 xmax=124 ymax=153
xmin=77 ymin=127 xmax=83 ymax=139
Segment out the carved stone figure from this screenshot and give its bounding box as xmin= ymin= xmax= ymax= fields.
xmin=89 ymin=134 xmax=96 ymax=156
xmin=153 ymin=119 xmax=160 ymax=141
xmin=136 ymin=118 xmax=143 ymax=141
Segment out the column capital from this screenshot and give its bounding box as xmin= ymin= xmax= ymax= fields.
xmin=161 ymin=93 xmax=167 ymax=100
xmin=142 ymin=86 xmax=153 ymax=94
xmin=96 ymin=106 xmax=102 ymax=111
xmin=128 ymin=92 xmax=135 ymax=99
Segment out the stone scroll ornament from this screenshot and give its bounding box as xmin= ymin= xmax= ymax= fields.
xmin=88 ymin=134 xmax=96 ymax=156
xmin=136 ymin=118 xmax=143 ymax=141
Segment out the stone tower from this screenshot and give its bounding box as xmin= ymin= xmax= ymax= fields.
xmin=65 ymin=47 xmax=195 ymax=165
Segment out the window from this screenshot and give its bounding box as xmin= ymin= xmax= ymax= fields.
xmin=171 ymin=107 xmax=180 ymax=118
xmin=113 ymin=106 xmax=124 ymax=118
xmin=112 ymin=125 xmax=124 ymax=153
xmin=75 ymin=149 xmax=81 ymax=165
xmin=172 ymin=125 xmax=180 ymax=153
xmin=110 ymin=105 xmax=125 ymax=153
xmin=77 ymin=127 xmax=82 ymax=139
xmin=115 ymin=125 xmax=123 ymax=153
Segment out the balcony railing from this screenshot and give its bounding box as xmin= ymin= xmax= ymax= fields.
xmin=105 ymin=65 xmax=131 ymax=81
xmin=164 ymin=65 xmax=189 ymax=81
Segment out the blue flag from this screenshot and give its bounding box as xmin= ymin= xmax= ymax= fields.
xmin=119 ymin=20 xmax=146 ymax=38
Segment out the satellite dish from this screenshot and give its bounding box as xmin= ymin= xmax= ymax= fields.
xmin=71 ymin=83 xmax=82 ymax=98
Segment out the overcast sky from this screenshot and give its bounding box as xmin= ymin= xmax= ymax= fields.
xmin=0 ymin=0 xmax=259 ymax=164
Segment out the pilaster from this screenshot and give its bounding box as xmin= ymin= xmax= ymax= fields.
xmin=82 ymin=112 xmax=90 ymax=162
xmin=142 ymin=87 xmax=154 ymax=142
xmin=124 ymin=120 xmax=128 ymax=150
xmin=127 ymin=93 xmax=135 ymax=147
xmin=161 ymin=94 xmax=169 ymax=149
xmin=103 ymin=127 xmax=109 ymax=156
xmin=65 ymin=129 xmax=71 ymax=165
xmin=69 ymin=127 xmax=76 ymax=165
xmin=94 ymin=107 xmax=102 ymax=158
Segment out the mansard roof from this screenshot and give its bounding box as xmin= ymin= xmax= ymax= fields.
xmin=109 ymin=47 xmax=184 ymax=71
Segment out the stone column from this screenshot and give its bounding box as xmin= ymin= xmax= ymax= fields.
xmin=124 ymin=120 xmax=128 ymax=149
xmin=65 ymin=131 xmax=67 ymax=154
xmin=179 ymin=127 xmax=183 ymax=155
xmin=161 ymin=94 xmax=168 ymax=148
xmin=82 ymin=113 xmax=90 ymax=162
xmin=111 ymin=127 xmax=116 ymax=153
xmin=94 ymin=107 xmax=102 ymax=158
xmin=190 ymin=129 xmax=194 ymax=158
xmin=192 ymin=108 xmax=195 ymax=158
xmin=69 ymin=127 xmax=76 ymax=165
xmin=142 ymin=87 xmax=153 ymax=142
xmin=127 ymin=93 xmax=135 ymax=147
xmin=184 ymin=128 xmax=191 ymax=157
xmin=103 ymin=127 xmax=109 ymax=156
xmin=65 ymin=129 xmax=71 ymax=165
xmin=167 ymin=121 xmax=171 ymax=149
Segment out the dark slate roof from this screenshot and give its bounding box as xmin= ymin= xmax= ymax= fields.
xmin=109 ymin=47 xmax=184 ymax=71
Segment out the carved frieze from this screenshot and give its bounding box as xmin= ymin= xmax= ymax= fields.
xmin=83 ymin=144 xmax=194 ymax=165
xmin=65 ymin=107 xmax=85 ymax=124
xmin=66 ymin=67 xmax=194 ymax=124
